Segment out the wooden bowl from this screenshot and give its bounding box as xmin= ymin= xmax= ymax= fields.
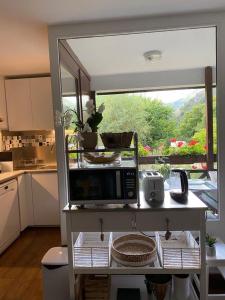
xmin=100 ymin=132 xmax=133 ymax=149
xmin=111 ymin=234 xmax=157 ymax=267
xmin=83 ymin=152 xmax=120 ymax=164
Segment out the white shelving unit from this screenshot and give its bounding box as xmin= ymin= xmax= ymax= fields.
xmin=64 ymin=190 xmax=207 ymax=300
xmin=110 ymin=275 xmax=198 ymax=300
xmin=65 ymin=132 xmax=140 ymax=207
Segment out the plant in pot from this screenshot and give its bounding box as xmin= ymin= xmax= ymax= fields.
xmin=63 ymin=100 xmax=105 ymax=149
xmin=206 ymin=233 xmax=216 ymax=256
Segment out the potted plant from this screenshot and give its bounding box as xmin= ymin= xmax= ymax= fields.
xmin=206 ymin=233 xmax=216 ymax=256
xmin=63 ymin=100 xmax=105 ymax=149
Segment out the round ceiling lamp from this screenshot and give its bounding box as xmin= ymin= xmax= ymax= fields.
xmin=143 ymin=50 xmax=162 ymax=62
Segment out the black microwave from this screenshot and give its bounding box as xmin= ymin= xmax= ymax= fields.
xmin=68 ymin=167 xmax=137 ymax=205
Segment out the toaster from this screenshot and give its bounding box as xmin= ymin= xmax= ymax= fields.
xmin=142 ymin=171 xmax=164 ymax=204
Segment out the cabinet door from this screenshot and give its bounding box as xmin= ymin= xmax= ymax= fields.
xmin=30 ymin=77 xmax=54 ymax=130
xmin=5 ymin=79 xmax=33 ymax=130
xmin=17 ymin=174 xmax=34 ymax=231
xmin=0 ymin=78 xmax=8 ymax=129
xmin=32 ymin=172 xmax=59 ymax=225
xmin=0 ymin=180 xmax=20 ymax=254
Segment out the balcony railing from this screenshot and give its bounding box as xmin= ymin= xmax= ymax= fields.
xmin=139 ymin=154 xmax=217 ymax=168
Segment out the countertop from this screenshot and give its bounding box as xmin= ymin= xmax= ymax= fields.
xmin=0 ymin=167 xmax=57 ymax=184
xmin=63 ymin=190 xmax=207 ymax=213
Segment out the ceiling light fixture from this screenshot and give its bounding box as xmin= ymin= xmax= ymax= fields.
xmin=144 ymin=50 xmax=162 ymax=62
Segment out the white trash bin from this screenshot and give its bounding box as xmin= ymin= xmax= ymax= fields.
xmin=41 ymin=247 xmax=70 ymax=300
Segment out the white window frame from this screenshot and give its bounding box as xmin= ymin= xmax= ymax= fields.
xmin=48 ymin=12 xmax=225 ymax=242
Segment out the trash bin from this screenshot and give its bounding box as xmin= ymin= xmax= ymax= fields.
xmin=41 ymin=247 xmax=69 ymax=300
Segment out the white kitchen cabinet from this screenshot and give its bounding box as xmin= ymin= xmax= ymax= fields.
xmin=0 ymin=180 xmax=20 ymax=254
xmin=30 ymin=77 xmax=54 ymax=129
xmin=32 ymin=172 xmax=59 ymax=226
xmin=5 ymin=78 xmax=32 ymax=131
xmin=17 ymin=174 xmax=34 ymax=231
xmin=0 ymin=77 xmax=8 ymax=129
xmin=5 ymin=77 xmax=54 ymax=130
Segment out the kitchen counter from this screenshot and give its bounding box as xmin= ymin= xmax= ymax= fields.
xmin=0 ymin=167 xmax=57 ymax=184
xmin=63 ymin=189 xmax=207 ymax=213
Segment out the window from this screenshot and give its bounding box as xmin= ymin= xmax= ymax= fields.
xmin=96 ymin=86 xmax=218 ymax=218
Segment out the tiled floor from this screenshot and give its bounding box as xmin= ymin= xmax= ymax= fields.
xmin=0 ymin=227 xmax=61 ymax=300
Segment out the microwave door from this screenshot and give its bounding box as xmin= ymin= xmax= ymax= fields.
xmin=69 ymin=169 xmax=118 ymax=202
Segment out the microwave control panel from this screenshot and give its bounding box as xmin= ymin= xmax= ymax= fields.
xmin=123 ymin=169 xmax=137 ymax=199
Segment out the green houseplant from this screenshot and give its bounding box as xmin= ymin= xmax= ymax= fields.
xmin=63 ymin=99 xmax=105 ymax=149
xmin=206 ymin=234 xmax=216 ymax=256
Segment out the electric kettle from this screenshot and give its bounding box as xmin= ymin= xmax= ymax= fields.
xmin=169 ymin=169 xmax=188 ymax=203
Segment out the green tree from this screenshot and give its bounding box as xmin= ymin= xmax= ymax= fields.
xmin=97 ymin=94 xmax=150 ymax=144
xmin=178 ymin=103 xmax=205 ymax=140
xmin=144 ymin=99 xmax=177 ymax=148
xmin=96 ymin=94 xmax=177 ymax=149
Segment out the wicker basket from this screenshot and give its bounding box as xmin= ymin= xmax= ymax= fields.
xmin=75 ymin=275 xmax=110 ymax=300
xmin=100 ymin=132 xmax=133 ymax=148
xmin=111 ymin=234 xmax=157 ymax=267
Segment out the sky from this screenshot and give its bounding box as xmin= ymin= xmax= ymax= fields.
xmin=139 ymin=88 xmax=202 ymax=104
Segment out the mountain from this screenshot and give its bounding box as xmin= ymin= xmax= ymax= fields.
xmin=170 ymin=90 xmax=205 ymax=117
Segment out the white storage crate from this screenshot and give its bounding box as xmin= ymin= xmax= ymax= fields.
xmin=74 ymin=232 xmax=112 ymax=268
xmin=156 ymin=231 xmax=200 ymax=269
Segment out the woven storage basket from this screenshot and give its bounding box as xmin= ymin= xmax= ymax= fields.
xmin=100 ymin=132 xmax=133 ymax=148
xmin=111 ymin=234 xmax=157 ymax=267
xmin=84 ymin=275 xmax=110 ymax=300
xmin=75 ymin=275 xmax=110 ymax=300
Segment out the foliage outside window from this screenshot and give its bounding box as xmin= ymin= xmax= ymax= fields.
xmin=96 ymin=89 xmax=217 ymax=159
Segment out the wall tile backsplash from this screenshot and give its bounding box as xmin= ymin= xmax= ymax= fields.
xmin=1 ymin=130 xmax=55 ymax=151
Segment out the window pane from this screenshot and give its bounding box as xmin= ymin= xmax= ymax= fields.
xmin=96 ymin=87 xmax=218 ymax=219
xmin=97 ymin=88 xmax=207 ymax=156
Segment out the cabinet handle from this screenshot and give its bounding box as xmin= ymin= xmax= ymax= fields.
xmin=0 ymin=117 xmax=3 ymax=123
xmin=4 ymin=186 xmax=8 ymax=190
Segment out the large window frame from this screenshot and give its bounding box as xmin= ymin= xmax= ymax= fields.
xmin=48 ymin=11 xmax=225 ymax=239
xmin=97 ymin=67 xmax=216 ymax=170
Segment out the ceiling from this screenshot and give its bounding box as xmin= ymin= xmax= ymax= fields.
xmin=0 ymin=0 xmax=224 ymax=76
xmin=68 ymin=28 xmax=216 ymax=76
xmin=1 ymin=0 xmax=225 ymax=24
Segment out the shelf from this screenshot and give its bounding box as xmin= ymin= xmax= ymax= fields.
xmin=69 ymin=159 xmax=136 ymax=170
xmin=110 ymin=275 xmax=198 ymax=300
xmin=67 ymin=147 xmax=136 ymax=153
xmin=73 ymin=257 xmax=201 ymax=275
xmin=72 ymin=231 xmax=201 ymax=275
xmin=65 ymin=191 xmax=207 ymax=299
